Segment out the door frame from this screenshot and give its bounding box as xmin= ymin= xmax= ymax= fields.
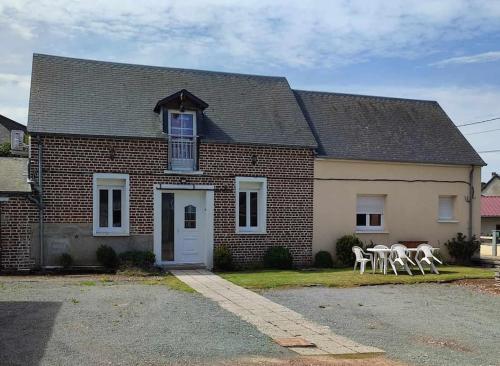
xmin=153 ymin=184 xmax=214 ymax=269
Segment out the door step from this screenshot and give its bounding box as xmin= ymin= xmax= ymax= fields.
xmin=159 ymin=263 xmax=207 ymax=270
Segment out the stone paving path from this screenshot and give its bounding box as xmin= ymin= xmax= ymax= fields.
xmin=172 ymin=269 xmax=384 ymax=357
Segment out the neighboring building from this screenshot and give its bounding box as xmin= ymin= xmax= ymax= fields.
xmin=482 ymin=172 xmax=500 ymax=196
xmin=294 ymin=91 xmax=484 ymax=255
xmin=480 ymin=196 xmax=500 ymax=235
xmin=0 ymin=158 xmax=38 ymax=270
xmin=0 ymin=54 xmax=484 ymax=270
xmin=0 ymin=114 xmax=26 ymax=145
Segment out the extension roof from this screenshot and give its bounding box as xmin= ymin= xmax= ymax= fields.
xmin=294 ymin=90 xmax=485 ymax=166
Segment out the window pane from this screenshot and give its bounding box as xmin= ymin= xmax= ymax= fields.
xmin=356 ymin=214 xmax=366 ymax=226
xmin=239 ymin=192 xmax=247 ymax=227
xmin=250 ymin=192 xmax=258 ymax=227
xmin=161 ymin=193 xmax=175 ymax=261
xmin=184 ymin=205 xmax=196 ymax=229
xmin=99 ymin=189 xmax=109 ymax=227
xmin=170 ymin=113 xmax=194 ymax=137
xmin=369 ymin=214 xmax=381 ymax=226
xmin=112 ymin=189 xmax=122 ymax=227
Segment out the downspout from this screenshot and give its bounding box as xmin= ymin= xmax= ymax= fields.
xmin=468 ymin=165 xmax=474 ymax=239
xmin=37 ymin=136 xmax=44 ymax=267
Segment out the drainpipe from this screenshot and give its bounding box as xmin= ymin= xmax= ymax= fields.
xmin=37 ymin=136 xmax=44 ymax=267
xmin=468 ymin=165 xmax=474 ymax=240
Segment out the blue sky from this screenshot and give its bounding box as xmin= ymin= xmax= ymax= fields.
xmin=1 ymin=0 xmax=500 ymax=180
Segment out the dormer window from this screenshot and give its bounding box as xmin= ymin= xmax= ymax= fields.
xmin=167 ymin=110 xmax=196 ymax=137
xmin=154 ymin=89 xmax=208 ymax=173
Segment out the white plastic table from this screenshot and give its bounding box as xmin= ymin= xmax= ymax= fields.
xmin=367 ymin=247 xmax=440 ymax=275
xmin=366 ymin=248 xmax=392 ymax=275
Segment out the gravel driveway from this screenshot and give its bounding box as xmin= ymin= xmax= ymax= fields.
xmin=264 ymin=283 xmax=500 ymax=366
xmin=0 ymin=278 xmax=291 ymax=366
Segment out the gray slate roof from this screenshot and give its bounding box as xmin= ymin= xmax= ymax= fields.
xmin=0 ymin=114 xmax=26 ymax=131
xmin=28 ymin=54 xmax=317 ymax=148
xmin=0 ymin=158 xmax=31 ymax=193
xmin=294 ymin=90 xmax=485 ymax=166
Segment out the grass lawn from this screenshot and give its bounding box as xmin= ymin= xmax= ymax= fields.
xmin=219 ymin=265 xmax=495 ymax=290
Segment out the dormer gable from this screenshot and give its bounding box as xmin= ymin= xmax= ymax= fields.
xmin=153 ymin=89 xmax=208 ymax=113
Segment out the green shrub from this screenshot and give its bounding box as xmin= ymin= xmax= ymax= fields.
xmin=314 ymin=251 xmax=333 ymax=268
xmin=118 ymin=250 xmax=155 ymax=268
xmin=336 ymin=234 xmax=363 ymax=266
xmin=59 ymin=253 xmax=73 ymax=268
xmin=214 ymin=245 xmax=233 ymax=271
xmin=96 ymin=245 xmax=119 ymax=269
xmin=445 ymin=232 xmax=480 ymax=264
xmin=0 ymin=142 xmax=11 ymax=157
xmin=263 ymin=246 xmax=293 ymax=269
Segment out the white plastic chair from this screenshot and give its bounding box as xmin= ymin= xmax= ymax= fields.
xmin=415 ymin=244 xmax=442 ymax=275
xmin=352 ymin=246 xmax=374 ymax=274
xmin=373 ymin=244 xmax=389 ymax=272
xmin=389 ymin=244 xmax=415 ymax=276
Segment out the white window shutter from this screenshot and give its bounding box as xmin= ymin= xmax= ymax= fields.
xmin=438 ymin=197 xmax=454 ymax=220
xmin=356 ymin=196 xmax=384 ymax=214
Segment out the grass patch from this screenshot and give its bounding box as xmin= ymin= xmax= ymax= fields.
xmin=141 ymin=274 xmax=195 ymax=293
xmin=219 ymin=265 xmax=494 ymax=290
xmin=80 ymin=281 xmax=96 ymax=286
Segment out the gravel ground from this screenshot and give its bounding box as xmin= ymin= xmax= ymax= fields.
xmin=264 ymin=283 xmax=500 ymax=366
xmin=0 ymin=279 xmax=291 ymax=366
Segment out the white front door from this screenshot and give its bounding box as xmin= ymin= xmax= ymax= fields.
xmin=174 ymin=191 xmax=205 ymax=263
xmin=155 ymin=190 xmax=207 ymax=265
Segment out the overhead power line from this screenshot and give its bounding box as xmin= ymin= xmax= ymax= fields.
xmin=457 ymin=116 xmax=500 ymax=127
xmin=464 ymin=127 xmax=500 ymax=135
xmin=477 ymin=149 xmax=500 ymax=153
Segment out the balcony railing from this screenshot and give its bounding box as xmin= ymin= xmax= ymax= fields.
xmin=167 ymin=135 xmax=197 ymax=171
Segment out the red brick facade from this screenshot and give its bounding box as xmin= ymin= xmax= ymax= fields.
xmin=0 ymin=196 xmax=38 ymax=270
xmin=30 ymin=135 xmax=314 ymax=266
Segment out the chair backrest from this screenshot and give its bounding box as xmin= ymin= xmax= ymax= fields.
xmin=352 ymin=246 xmax=364 ymax=261
xmin=374 ymin=245 xmax=389 ymax=249
xmin=390 ymin=244 xmax=408 ymax=258
xmin=417 ymin=243 xmax=434 ymax=257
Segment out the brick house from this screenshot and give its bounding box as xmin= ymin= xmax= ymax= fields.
xmin=0 ymin=54 xmax=484 ymax=270
xmin=22 ymin=54 xmax=317 ymax=269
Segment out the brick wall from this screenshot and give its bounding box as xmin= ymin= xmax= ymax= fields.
xmin=0 ymin=196 xmax=38 ymax=270
xmin=31 ymin=135 xmax=314 ymax=266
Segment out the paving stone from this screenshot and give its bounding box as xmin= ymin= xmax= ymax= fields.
xmin=172 ymin=269 xmax=384 ymax=357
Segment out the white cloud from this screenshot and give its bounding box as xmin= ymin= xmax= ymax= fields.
xmin=431 ymin=51 xmax=500 ymax=67
xmin=1 ymin=0 xmax=500 ymax=69
xmin=0 ymin=73 xmax=30 ymax=124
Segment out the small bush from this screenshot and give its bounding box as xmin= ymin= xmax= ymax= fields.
xmin=119 ymin=250 xmax=155 ymax=268
xmin=336 ymin=234 xmax=363 ymax=266
xmin=445 ymin=232 xmax=480 ymax=264
xmin=59 ymin=253 xmax=73 ymax=268
xmin=314 ymin=251 xmax=333 ymax=268
xmin=214 ymin=245 xmax=233 ymax=271
xmin=0 ymin=142 xmax=11 ymax=157
xmin=96 ymin=245 xmax=119 ymax=269
xmin=263 ymin=246 xmax=293 ymax=269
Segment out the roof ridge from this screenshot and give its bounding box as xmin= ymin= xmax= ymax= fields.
xmin=293 ymin=89 xmax=437 ymax=104
xmin=33 ymin=53 xmax=286 ymax=81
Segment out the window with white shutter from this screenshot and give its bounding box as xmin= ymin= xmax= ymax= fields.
xmin=356 ymin=195 xmax=385 ymax=231
xmin=438 ymin=196 xmax=455 ymax=221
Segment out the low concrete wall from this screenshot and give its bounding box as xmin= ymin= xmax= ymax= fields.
xmin=32 ymin=223 xmax=153 ymax=266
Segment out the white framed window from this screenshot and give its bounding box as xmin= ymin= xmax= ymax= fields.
xmin=166 ymin=109 xmax=196 ymax=138
xmin=356 ymin=195 xmax=385 ymax=231
xmin=93 ymin=173 xmax=130 ymax=236
xmin=438 ymin=196 xmax=456 ymax=221
xmin=235 ymin=177 xmax=267 ymax=234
